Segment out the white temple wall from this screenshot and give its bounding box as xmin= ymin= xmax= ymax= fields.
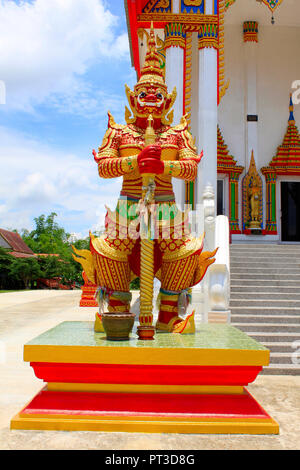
xmin=257 ymin=25 xmax=300 ymax=167
xmin=218 ymin=23 xmax=300 ymax=240
xmin=218 ymin=24 xmax=300 ymax=171
xmin=218 ymin=24 xmax=245 ymax=168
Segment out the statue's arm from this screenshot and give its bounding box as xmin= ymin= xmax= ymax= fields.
xmin=95 ymin=126 xmax=138 ymax=179
xmin=163 ymin=129 xmax=202 ymax=182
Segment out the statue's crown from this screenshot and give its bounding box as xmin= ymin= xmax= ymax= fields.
xmin=136 ymin=24 xmax=166 ymax=90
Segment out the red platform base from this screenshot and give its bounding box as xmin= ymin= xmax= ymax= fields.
xmin=10 ymin=322 xmax=279 ymax=434
xmin=11 ymin=387 xmax=279 ymax=434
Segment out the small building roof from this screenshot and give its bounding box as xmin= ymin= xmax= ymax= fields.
xmin=0 ymin=228 xmax=35 ymax=258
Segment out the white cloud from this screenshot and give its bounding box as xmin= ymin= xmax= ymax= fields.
xmin=48 ymin=82 xmax=133 ymax=120
xmin=0 ymin=125 xmax=121 ymax=234
xmin=0 ymin=0 xmax=131 ymax=112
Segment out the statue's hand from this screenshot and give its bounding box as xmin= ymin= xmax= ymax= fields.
xmin=138 ymin=144 xmax=164 ymax=175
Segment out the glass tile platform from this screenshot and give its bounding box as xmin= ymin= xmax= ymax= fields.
xmin=11 ymin=321 xmax=279 ymax=434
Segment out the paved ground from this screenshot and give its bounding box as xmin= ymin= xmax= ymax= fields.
xmin=0 ymin=290 xmax=299 ymax=450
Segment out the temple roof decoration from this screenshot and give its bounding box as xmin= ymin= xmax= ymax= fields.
xmin=225 ymin=0 xmax=236 ymax=9
xmin=142 ymin=0 xmax=171 ymax=14
xmin=125 ymin=0 xmax=218 ymax=77
xmin=243 ymin=21 xmax=258 ymax=43
xmin=225 ymin=0 xmax=284 ymax=12
xmin=219 ymin=0 xmax=230 ymax=103
xmin=180 ymin=0 xmax=205 ymax=14
xmin=262 ymin=95 xmax=300 ymax=176
xmin=261 ymin=0 xmax=283 ymax=13
xmin=165 ymin=23 xmax=186 ymax=49
xmin=198 ymin=23 xmax=219 ymax=49
xmin=217 ymin=126 xmax=244 ymax=175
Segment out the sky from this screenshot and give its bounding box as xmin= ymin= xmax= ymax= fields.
xmin=0 ymin=0 xmax=137 ymax=238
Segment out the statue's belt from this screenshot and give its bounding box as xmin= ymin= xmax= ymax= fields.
xmin=119 ymin=193 xmax=175 ymax=203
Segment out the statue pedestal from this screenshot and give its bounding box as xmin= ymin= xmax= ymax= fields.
xmin=11 ymin=322 xmax=279 ymax=434
xmin=79 ymin=272 xmax=98 ymax=307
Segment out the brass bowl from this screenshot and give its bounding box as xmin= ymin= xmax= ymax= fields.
xmin=101 ymin=312 xmax=136 ymax=341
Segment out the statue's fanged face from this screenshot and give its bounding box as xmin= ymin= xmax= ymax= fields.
xmin=125 ymin=82 xmax=176 ymax=125
xmin=135 ymin=85 xmax=167 ymax=117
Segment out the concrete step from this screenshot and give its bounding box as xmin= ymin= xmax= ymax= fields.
xmin=231 ymin=298 xmax=300 ymax=308
xmin=230 ymin=252 xmax=300 ymax=259
xmin=238 ymin=331 xmax=300 ymax=341
xmin=270 ymin=352 xmax=300 ymax=365
xmin=231 ymin=249 xmax=300 ymax=255
xmin=261 ymin=363 xmax=300 ymax=375
xmin=230 ymin=273 xmax=300 ymax=280
xmin=232 ymin=267 xmax=300 ymax=274
xmin=232 ymin=323 xmax=300 ymax=333
xmin=230 ymin=252 xmax=300 ymax=257
xmin=231 ymin=261 xmax=300 ymax=268
xmin=231 ymin=285 xmax=300 ymax=294
xmin=231 ymin=244 xmax=300 ymax=250
xmin=231 ymin=314 xmax=300 ymax=324
xmin=231 ymin=292 xmax=300 ymax=300
xmin=231 ymin=306 xmax=300 ymax=315
xmin=260 ymin=342 xmax=296 ymax=353
xmin=230 ymin=304 xmax=300 ymax=315
xmin=269 ymin=352 xmax=297 ymax=364
xmin=230 ymin=244 xmax=300 ymax=374
xmin=231 ymin=279 xmax=300 ymax=287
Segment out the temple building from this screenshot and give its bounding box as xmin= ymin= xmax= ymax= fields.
xmin=0 ymin=228 xmax=35 ymax=258
xmin=125 ymin=0 xmax=300 ymax=243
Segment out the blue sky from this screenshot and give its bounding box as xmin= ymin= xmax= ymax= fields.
xmin=0 ymin=0 xmax=137 ymax=238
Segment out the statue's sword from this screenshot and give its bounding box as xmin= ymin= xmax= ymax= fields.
xmin=137 ymin=115 xmax=156 ymax=340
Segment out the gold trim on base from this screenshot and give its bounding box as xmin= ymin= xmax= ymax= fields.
xmin=46 ymin=383 xmax=245 ymax=395
xmin=23 ymin=344 xmax=270 ymax=366
xmin=11 ymin=413 xmax=279 ymax=435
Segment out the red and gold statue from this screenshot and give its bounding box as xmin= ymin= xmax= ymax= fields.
xmin=73 ymin=27 xmax=216 ymax=336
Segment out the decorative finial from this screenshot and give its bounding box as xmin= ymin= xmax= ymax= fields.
xmin=289 ymin=93 xmax=295 ymax=125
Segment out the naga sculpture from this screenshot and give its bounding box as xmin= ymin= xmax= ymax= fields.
xmin=73 ymin=27 xmax=216 ymax=337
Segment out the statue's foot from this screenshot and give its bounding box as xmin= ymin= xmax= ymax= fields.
xmin=156 ymin=316 xmax=184 ymax=333
xmin=94 ymin=313 xmax=104 ymax=333
xmin=172 ymin=311 xmax=195 ymax=335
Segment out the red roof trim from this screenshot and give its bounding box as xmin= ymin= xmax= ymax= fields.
xmin=9 ymin=251 xmax=35 ymax=259
xmin=126 ymin=0 xmax=141 ymax=77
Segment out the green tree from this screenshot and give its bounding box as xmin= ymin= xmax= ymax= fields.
xmin=130 ymin=277 xmax=140 ymax=290
xmin=9 ymin=257 xmax=42 ymax=290
xmin=22 ymin=212 xmax=69 ymax=256
xmin=21 ymin=213 xmax=90 ymax=286
xmin=38 ymin=255 xmax=62 ymax=279
xmin=0 ymin=247 xmax=14 ymax=289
